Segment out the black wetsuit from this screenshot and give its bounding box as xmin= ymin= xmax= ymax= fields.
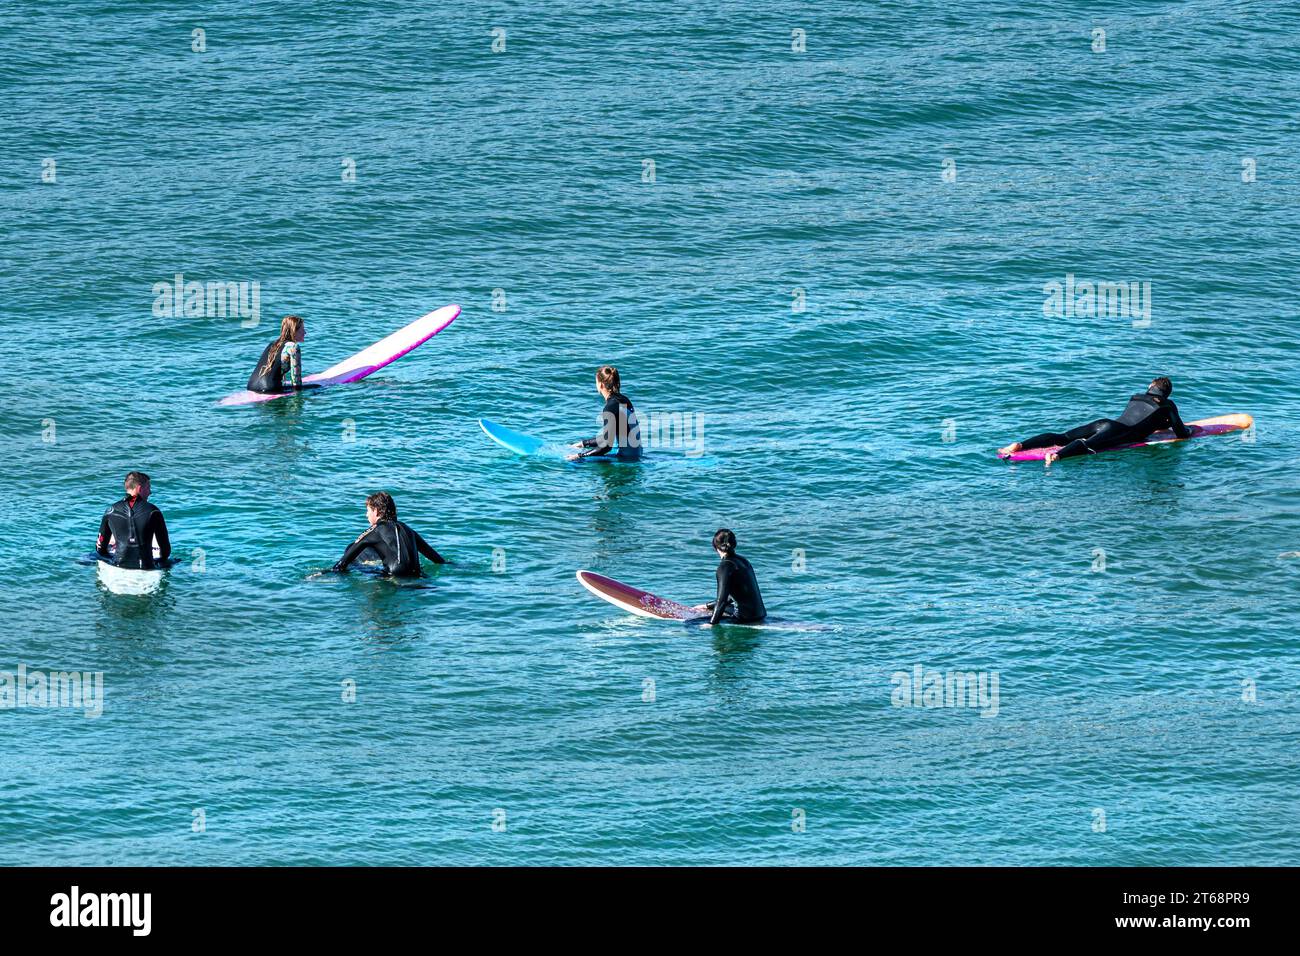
xmin=246 ymin=338 xmax=320 ymax=394
xmin=1019 ymin=391 xmax=1192 ymax=459
xmin=332 ymin=520 xmax=446 ymax=576
xmin=247 ymin=338 xmax=288 ymax=393
xmin=96 ymin=497 xmax=171 ymax=569
xmin=579 ymin=391 xmax=642 ymax=460
xmin=708 ymin=553 xmax=766 ymax=625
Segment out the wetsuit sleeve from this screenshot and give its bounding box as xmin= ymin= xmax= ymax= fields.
xmin=1166 ymin=401 xmax=1192 ymax=439
xmin=333 ymin=528 xmax=376 ymax=572
xmin=280 ymin=342 xmax=323 ymax=389
xmin=96 ymin=512 xmax=113 ymax=555
xmin=709 ymin=564 xmax=733 ymax=626
xmin=282 ymin=342 xmax=302 ymax=388
xmin=413 ymin=530 xmax=447 ymax=564
xmin=580 ymin=397 xmax=618 ymax=457
xmin=152 ymin=512 xmax=171 ymax=562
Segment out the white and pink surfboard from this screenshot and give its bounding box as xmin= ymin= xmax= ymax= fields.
xmin=219 ymin=304 xmax=461 ymax=407
xmin=576 ymin=569 xmax=710 ymax=620
xmin=575 ymin=569 xmax=832 ymax=631
xmin=997 ymin=414 xmax=1253 ymax=462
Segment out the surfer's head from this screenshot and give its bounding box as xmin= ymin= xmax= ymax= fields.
xmin=596 ymin=365 xmax=620 ymax=398
xmin=712 ymin=528 xmax=737 ymax=557
xmin=261 ymin=314 xmax=306 ymax=374
xmin=1148 ymin=376 xmax=1172 ymax=398
xmin=365 ymin=492 xmax=397 ymax=526
xmin=123 ymin=471 xmax=151 ymax=502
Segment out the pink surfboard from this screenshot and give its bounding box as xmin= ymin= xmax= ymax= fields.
xmin=219 ymin=304 xmax=460 ymax=406
xmin=997 ymin=413 xmax=1253 ymax=462
xmin=575 ymin=570 xmax=709 ymax=620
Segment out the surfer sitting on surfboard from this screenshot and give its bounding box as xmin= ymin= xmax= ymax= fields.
xmin=246 ymin=315 xmax=322 ymax=394
xmin=331 ymin=492 xmax=448 ymax=577
xmin=96 ymin=471 xmax=171 ymax=570
xmin=691 ymin=529 xmax=767 ymax=626
xmin=998 ymin=377 xmax=1193 ymax=466
xmin=567 ymin=365 xmax=642 ymax=461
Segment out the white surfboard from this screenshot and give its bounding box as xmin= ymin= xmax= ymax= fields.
xmin=97 ymin=560 xmax=164 ymax=595
xmin=219 ymin=304 xmax=460 ymax=406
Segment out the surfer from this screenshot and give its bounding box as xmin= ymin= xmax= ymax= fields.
xmin=246 ymin=314 xmax=322 ymax=394
xmin=95 ymin=471 xmax=171 ymax=570
xmin=567 ymin=366 xmax=642 ymax=460
xmin=331 ymin=492 xmax=448 ymax=576
xmin=693 ymin=529 xmax=766 ymax=626
xmin=998 ymin=377 xmax=1192 ymax=465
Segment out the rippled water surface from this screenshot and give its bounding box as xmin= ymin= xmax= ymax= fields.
xmin=1 ymin=1 xmax=1298 ymax=864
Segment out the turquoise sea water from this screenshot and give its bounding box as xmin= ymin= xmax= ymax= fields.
xmin=2 ymin=2 xmax=1298 ymax=865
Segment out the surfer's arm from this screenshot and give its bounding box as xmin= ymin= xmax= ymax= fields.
xmin=95 ymin=513 xmax=113 ymax=555
xmin=578 ymin=429 xmax=613 ymax=456
xmin=332 ymin=528 xmax=375 ymax=572
xmin=279 ymin=343 xmax=323 ymax=390
xmin=151 ymin=513 xmax=171 ymax=562
xmin=709 ymin=566 xmax=732 ymax=626
xmin=282 ymin=342 xmax=302 ymax=387
xmin=1166 ymin=401 xmax=1192 ymax=439
xmin=413 ymin=531 xmax=447 ymax=565
xmin=578 ymin=400 xmax=619 ymax=456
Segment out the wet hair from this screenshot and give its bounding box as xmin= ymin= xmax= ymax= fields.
xmin=366 ymin=492 xmax=397 ymax=523
xmin=712 ymin=528 xmax=737 ymax=554
xmin=1149 ymin=376 xmax=1172 ymax=398
xmin=123 ymin=471 xmax=150 ymax=492
xmin=261 ymin=315 xmax=304 ymax=374
xmin=596 ymin=365 xmax=621 ymax=394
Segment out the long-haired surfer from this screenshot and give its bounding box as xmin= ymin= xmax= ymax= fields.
xmin=567 ymin=365 xmax=642 ymax=461
xmin=96 ymin=471 xmax=171 ymax=569
xmin=691 ymin=529 xmax=766 ymax=626
xmin=331 ymin=492 xmax=447 ymax=576
xmin=246 ymin=314 xmax=322 ymax=394
xmin=998 ymin=377 xmax=1192 ymax=466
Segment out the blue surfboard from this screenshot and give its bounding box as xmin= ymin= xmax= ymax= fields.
xmin=479 ymin=418 xmax=674 ymax=464
xmin=479 ymin=419 xmax=547 ymax=456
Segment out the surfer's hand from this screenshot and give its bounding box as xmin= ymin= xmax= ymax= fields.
xmin=565 ymin=453 xmax=581 ymax=461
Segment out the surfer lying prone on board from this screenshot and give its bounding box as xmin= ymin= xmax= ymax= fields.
xmin=567 ymin=365 xmax=643 ymax=461
xmin=690 ymin=529 xmax=767 ymax=626
xmin=997 ymin=377 xmax=1192 ymax=466
xmin=331 ymin=492 xmax=448 ymax=577
xmin=247 ymin=314 xmax=323 ymax=394
xmin=96 ymin=471 xmax=171 ymax=570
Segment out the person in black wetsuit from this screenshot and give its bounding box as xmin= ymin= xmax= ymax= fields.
xmin=331 ymin=492 xmax=447 ymax=576
xmin=692 ymin=529 xmax=767 ymax=626
xmin=567 ymin=365 xmax=642 ymax=461
xmin=247 ymin=314 xmax=321 ymax=394
xmin=96 ymin=471 xmax=171 ymax=570
xmin=999 ymin=377 xmax=1193 ymax=466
